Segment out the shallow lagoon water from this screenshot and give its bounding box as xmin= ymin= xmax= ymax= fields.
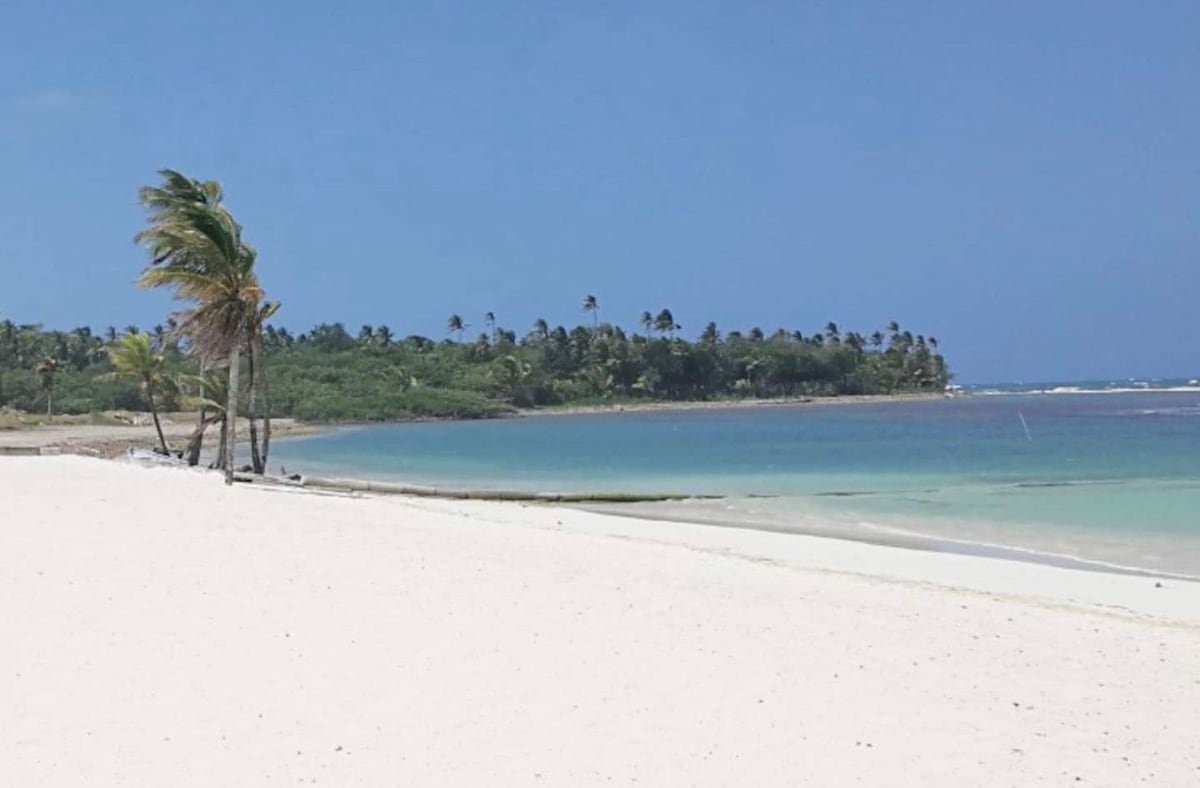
xmin=273 ymin=391 xmax=1200 ymax=577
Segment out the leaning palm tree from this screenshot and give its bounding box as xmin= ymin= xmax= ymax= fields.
xmin=177 ymin=370 xmax=227 ymax=467
xmin=103 ymin=332 xmax=171 ymax=454
xmin=135 ymin=169 xmax=263 ymax=485
xmin=35 ymin=356 xmax=59 ymax=419
xmin=583 ymin=295 xmax=599 ymax=328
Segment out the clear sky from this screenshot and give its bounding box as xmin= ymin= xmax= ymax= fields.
xmin=2 ymin=1 xmax=1196 ymax=383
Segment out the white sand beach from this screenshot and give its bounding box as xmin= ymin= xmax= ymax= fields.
xmin=3 ymin=455 xmax=1198 ymax=786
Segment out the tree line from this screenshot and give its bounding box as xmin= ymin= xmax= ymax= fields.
xmin=258 ymin=307 xmax=948 ymax=418
xmin=1 ymin=170 xmax=951 ymax=473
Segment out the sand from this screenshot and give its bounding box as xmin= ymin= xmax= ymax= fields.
xmin=0 ymin=416 xmax=321 ymax=459
xmin=2 ymin=456 xmax=1198 ymax=786
xmin=521 ymin=391 xmax=948 ymax=417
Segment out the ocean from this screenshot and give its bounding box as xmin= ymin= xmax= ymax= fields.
xmin=270 ymin=382 xmax=1200 ymax=578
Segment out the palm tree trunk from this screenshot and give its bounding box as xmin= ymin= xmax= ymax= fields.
xmin=147 ymin=386 xmax=170 ymax=455
xmin=224 ymin=344 xmax=240 ymax=486
xmin=215 ymin=418 xmax=227 ymax=469
xmin=247 ymin=342 xmax=263 ymax=474
xmin=256 ymin=334 xmax=272 ymax=471
xmin=185 ymin=419 xmax=207 ymax=466
xmin=46 ymin=386 xmax=52 ymax=419
xmin=190 ymin=362 xmax=208 ymax=467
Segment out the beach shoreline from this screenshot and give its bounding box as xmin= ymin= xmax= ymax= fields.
xmin=0 ymin=392 xmax=950 ymax=457
xmin=517 ymin=390 xmax=950 ymax=417
xmin=3 ymin=454 xmax=1198 ymax=785
xmin=576 ymin=498 xmax=1200 ymax=583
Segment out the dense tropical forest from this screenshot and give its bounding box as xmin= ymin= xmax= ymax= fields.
xmin=0 ymin=313 xmax=950 ymax=418
xmin=1 ymin=169 xmax=950 ymax=478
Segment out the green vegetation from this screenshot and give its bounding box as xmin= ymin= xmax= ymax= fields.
xmin=101 ymin=332 xmax=172 ymax=454
xmin=0 ymin=313 xmax=950 ymax=421
xmin=264 ymin=314 xmax=949 ymax=412
xmin=0 ymin=169 xmax=952 ymax=449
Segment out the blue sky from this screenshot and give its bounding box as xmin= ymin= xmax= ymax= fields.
xmin=2 ymin=1 xmax=1197 ymax=383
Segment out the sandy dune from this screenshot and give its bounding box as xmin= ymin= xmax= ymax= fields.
xmin=2 ymin=456 xmax=1198 ymax=785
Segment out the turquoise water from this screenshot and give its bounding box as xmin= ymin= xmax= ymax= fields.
xmin=272 ymin=390 xmax=1200 ymax=577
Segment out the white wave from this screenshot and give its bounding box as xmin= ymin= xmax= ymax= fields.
xmin=1040 ymin=386 xmax=1200 ymax=395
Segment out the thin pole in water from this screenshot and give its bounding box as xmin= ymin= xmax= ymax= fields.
xmin=1018 ymin=411 xmax=1033 ymax=442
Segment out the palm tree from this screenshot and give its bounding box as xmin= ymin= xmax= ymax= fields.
xmin=484 ymin=312 xmax=496 ymax=342
xmin=35 ymin=356 xmax=59 ymax=419
xmin=532 ymin=318 xmax=549 ymax=340
xmin=247 ymin=301 xmax=281 ymax=474
xmin=178 ymin=369 xmax=227 ymax=467
xmin=135 ymin=169 xmax=264 ymax=485
xmin=583 ymin=295 xmax=599 ymax=329
xmin=104 ymin=332 xmax=171 ymax=454
xmin=377 ymin=325 xmax=394 ymax=347
xmin=639 ymin=311 xmax=653 ymax=335
xmin=886 ymin=320 xmax=901 ymax=346
xmin=654 ymin=309 xmax=676 ymax=339
xmin=825 ymin=321 xmax=840 ymax=343
xmin=447 ymin=314 xmax=467 ymax=342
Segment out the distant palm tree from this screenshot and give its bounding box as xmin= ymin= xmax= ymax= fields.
xmin=639 ymin=311 xmax=653 ymax=335
xmin=825 ymin=322 xmax=840 ymax=343
xmin=484 ymin=311 xmax=496 ymax=342
xmin=654 ymin=309 xmax=676 ymax=339
xmin=104 ymin=332 xmax=171 ymax=454
xmin=447 ymin=314 xmax=467 ymax=342
xmin=377 ymin=325 xmax=394 ymax=347
xmin=583 ymin=295 xmax=599 ymax=328
xmin=35 ymin=356 xmax=59 ymax=419
xmin=533 ymin=318 xmax=549 ymax=340
xmin=135 ymin=168 xmax=265 ymax=485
